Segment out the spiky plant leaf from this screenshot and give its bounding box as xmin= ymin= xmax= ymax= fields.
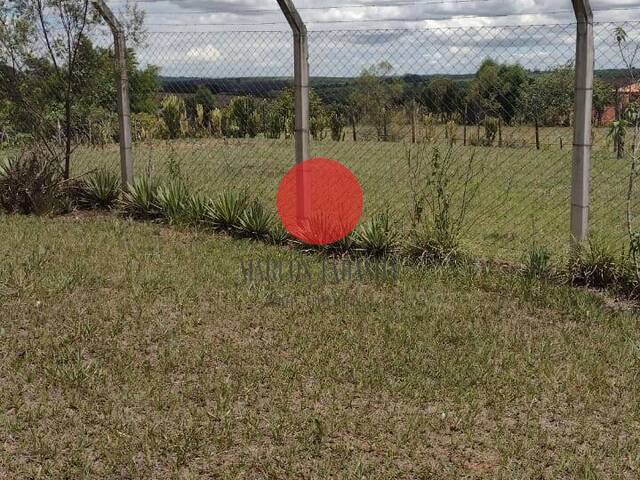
xmin=185 ymin=193 xmax=209 ymax=226
xmin=75 ymin=169 xmax=120 ymax=210
xmin=238 ymin=200 xmax=272 ymax=237
xmin=205 ymin=191 xmax=249 ymax=230
xmin=120 ymin=176 xmax=160 ymax=219
xmin=354 ymin=213 xmax=399 ymax=257
xmin=155 ymin=180 xmax=191 ymax=224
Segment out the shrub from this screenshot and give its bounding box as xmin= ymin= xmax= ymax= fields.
xmin=406 ymin=225 xmax=465 ymax=266
xmin=484 ymin=117 xmax=499 ymax=145
xmin=71 ymin=169 xmax=120 ymax=210
xmin=205 ymin=191 xmax=249 ymax=230
xmin=0 ymin=149 xmax=65 ymax=215
xmin=264 ymin=107 xmax=284 ymax=139
xmin=405 ymin=145 xmax=482 ymax=247
xmin=132 ymin=113 xmax=162 ymax=142
xmin=229 ymin=97 xmax=257 ymax=138
xmin=423 ymin=114 xmax=436 ymax=143
xmin=354 ymin=213 xmax=399 ymax=257
xmin=120 ymin=176 xmax=160 ymax=219
xmin=238 ymin=200 xmax=272 ymax=238
xmin=568 ymin=240 xmax=628 ymax=290
xmin=155 ymin=180 xmax=191 ymax=224
xmin=444 ymin=120 xmax=458 ymax=145
xmin=161 ymin=95 xmax=187 ymax=139
xmin=210 ymin=109 xmax=223 ymax=138
xmin=194 ymin=104 xmax=206 ymax=131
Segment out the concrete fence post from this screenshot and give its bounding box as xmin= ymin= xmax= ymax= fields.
xmin=277 ymin=0 xmax=310 ymax=165
xmin=277 ymin=0 xmax=311 ymax=223
xmin=570 ymin=0 xmax=595 ymax=246
xmin=91 ymin=0 xmax=134 ymax=187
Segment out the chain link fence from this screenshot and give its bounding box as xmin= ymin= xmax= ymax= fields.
xmin=3 ymin=21 xmax=640 ymax=262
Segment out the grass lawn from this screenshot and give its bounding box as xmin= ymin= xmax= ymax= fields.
xmin=69 ymin=126 xmax=637 ymax=262
xmin=1 ymin=213 xmax=639 ymax=478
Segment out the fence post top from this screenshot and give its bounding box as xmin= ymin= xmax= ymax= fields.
xmin=91 ymin=0 xmax=124 ymax=35
xmin=571 ymin=0 xmax=593 ymax=23
xmin=276 ymin=0 xmax=308 ymax=36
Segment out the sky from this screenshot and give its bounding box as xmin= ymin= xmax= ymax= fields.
xmin=99 ymin=0 xmax=640 ymax=78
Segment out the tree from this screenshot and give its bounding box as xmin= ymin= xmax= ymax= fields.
xmin=346 ymin=91 xmax=364 ymax=142
xmin=421 ymin=77 xmax=465 ymax=121
xmin=609 ymin=118 xmax=627 ymax=159
xmin=129 ymin=61 xmax=159 ymax=114
xmin=519 ymin=67 xmax=573 ymax=128
xmin=193 ymin=86 xmax=216 ymax=118
xmin=593 ymin=77 xmax=615 ymax=126
xmin=0 ymin=0 xmax=145 ymax=179
xmin=467 ymin=59 xmax=528 ymax=124
xmin=270 ymin=87 xmax=328 ymax=140
xmin=353 ymin=62 xmax=403 ymax=141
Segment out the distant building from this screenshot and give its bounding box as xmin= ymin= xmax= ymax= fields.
xmin=601 ymin=82 xmax=640 ymax=124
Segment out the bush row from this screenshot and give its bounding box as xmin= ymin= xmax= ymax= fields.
xmin=1 ymin=149 xmax=639 ymax=300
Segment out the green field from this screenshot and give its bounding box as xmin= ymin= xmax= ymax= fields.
xmin=1 ymin=214 xmax=639 ymax=478
xmin=71 ymin=125 xmax=636 ymax=261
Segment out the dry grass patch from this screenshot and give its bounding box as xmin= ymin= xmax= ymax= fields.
xmin=0 ymin=214 xmax=639 ymax=479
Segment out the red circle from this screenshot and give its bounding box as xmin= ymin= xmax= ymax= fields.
xmin=276 ymin=158 xmax=363 ymax=245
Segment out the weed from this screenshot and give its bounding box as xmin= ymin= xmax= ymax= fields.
xmin=524 ymin=246 xmax=553 ymax=279
xmin=569 ymin=240 xmax=627 ymax=290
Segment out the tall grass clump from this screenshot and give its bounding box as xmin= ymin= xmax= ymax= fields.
xmin=568 ymin=240 xmax=630 ymax=291
xmin=269 ymin=220 xmax=292 ymax=245
xmin=524 ymin=246 xmax=553 ymax=279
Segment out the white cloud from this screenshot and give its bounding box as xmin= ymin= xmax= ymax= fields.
xmin=104 ymin=0 xmax=640 ymax=77
xmin=186 ymin=45 xmax=222 ymax=61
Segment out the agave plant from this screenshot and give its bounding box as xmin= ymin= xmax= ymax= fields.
xmin=155 ymin=180 xmax=191 ymax=224
xmin=75 ymin=168 xmax=120 ymax=210
xmin=184 ymin=193 xmax=209 ymax=226
xmin=0 ymin=150 xmax=65 ymax=215
xmin=120 ymin=176 xmax=160 ymax=219
xmin=326 ymin=232 xmax=355 ymax=253
xmin=205 ymin=191 xmax=249 ymax=230
xmin=238 ymin=200 xmax=272 ymax=238
xmin=269 ymin=220 xmax=292 ymax=245
xmin=354 ymin=213 xmax=400 ymax=257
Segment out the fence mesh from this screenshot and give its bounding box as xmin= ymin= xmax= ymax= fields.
xmin=3 ymin=20 xmax=640 ymax=262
